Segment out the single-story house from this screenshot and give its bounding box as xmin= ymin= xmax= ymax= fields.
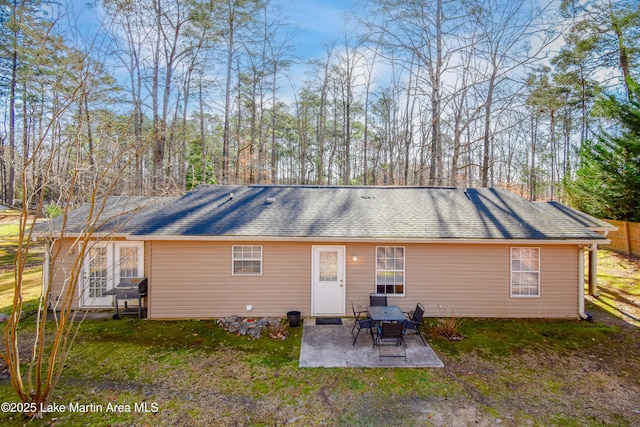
xmin=36 ymin=185 xmax=616 ymax=320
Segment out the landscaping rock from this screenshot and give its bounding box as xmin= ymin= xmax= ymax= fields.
xmin=218 ymin=316 xmax=283 ymax=339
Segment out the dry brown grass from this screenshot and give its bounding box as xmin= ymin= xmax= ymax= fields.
xmin=430 ymin=316 xmax=465 ymax=341
xmin=267 ymin=317 xmax=289 ymax=339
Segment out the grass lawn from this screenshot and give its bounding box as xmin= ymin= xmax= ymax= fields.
xmin=0 ymin=245 xmax=638 ymax=426
xmin=0 ymin=217 xmax=44 ymax=315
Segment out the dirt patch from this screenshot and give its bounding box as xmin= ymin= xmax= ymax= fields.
xmin=0 ymin=332 xmax=36 ymax=382
xmin=439 ymin=346 xmax=640 ymax=426
xmin=587 ymin=251 xmax=640 ymax=328
xmin=587 ymin=294 xmax=640 ymax=328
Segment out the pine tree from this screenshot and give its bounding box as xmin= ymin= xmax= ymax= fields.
xmin=566 ymin=79 xmax=640 ymax=221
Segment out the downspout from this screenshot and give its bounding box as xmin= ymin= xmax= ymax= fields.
xmin=578 ymin=245 xmax=588 ymax=319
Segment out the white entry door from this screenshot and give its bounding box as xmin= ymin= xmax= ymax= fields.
xmin=311 ymin=246 xmax=345 ymax=316
xmin=81 ymin=242 xmax=144 ymax=308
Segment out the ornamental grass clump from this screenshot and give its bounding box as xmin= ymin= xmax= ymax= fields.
xmin=267 ymin=318 xmax=289 ymax=340
xmin=430 ymin=315 xmax=465 ymax=341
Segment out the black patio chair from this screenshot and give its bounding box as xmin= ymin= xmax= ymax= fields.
xmin=404 ymin=303 xmax=427 ymax=346
xmin=369 ymin=293 xmax=387 ymax=307
xmin=351 ymin=301 xmax=368 ymax=333
xmin=352 ymin=317 xmax=376 ymax=345
xmin=374 ymin=321 xmax=406 ymax=360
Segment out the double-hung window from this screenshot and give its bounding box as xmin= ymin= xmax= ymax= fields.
xmin=511 ymin=247 xmax=540 ymax=297
xmin=376 ymin=246 xmax=405 ymax=295
xmin=232 ymin=245 xmax=262 ymax=275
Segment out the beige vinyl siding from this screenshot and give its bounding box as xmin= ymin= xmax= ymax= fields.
xmin=148 ymin=241 xmax=311 ymax=319
xmin=149 ymin=241 xmax=580 ymax=320
xmin=400 ymin=244 xmax=579 ymax=318
xmin=346 ymin=243 xmax=579 ymax=319
xmin=48 ymin=239 xmax=81 ymax=310
xmin=344 ymin=242 xmax=378 ymax=314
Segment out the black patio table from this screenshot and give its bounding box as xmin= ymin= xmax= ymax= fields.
xmin=367 ymin=305 xmax=406 ymax=323
xmin=366 ymin=305 xmax=407 ymax=346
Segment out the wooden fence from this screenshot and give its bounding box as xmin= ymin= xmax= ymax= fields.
xmin=601 ymin=219 xmax=640 ymax=256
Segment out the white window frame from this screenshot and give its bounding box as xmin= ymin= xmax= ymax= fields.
xmin=114 ymin=242 xmax=145 ymax=283
xmin=510 ymin=247 xmax=540 ymax=298
xmin=232 ymin=245 xmax=263 ymax=276
xmin=375 ymin=246 xmax=405 ymax=296
xmin=80 ymin=241 xmax=145 ymax=308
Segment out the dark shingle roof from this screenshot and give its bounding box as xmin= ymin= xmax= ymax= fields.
xmin=538 ymin=201 xmax=618 ymax=231
xmin=33 ymin=196 xmax=175 ymax=235
xmin=115 ymin=185 xmax=608 ymax=241
xmin=35 ymin=186 xmax=611 ymax=241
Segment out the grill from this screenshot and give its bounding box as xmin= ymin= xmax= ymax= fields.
xmin=104 ymin=277 xmax=148 ymax=319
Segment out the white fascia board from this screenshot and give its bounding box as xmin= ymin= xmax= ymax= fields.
xmin=126 ymin=234 xmax=610 ymax=245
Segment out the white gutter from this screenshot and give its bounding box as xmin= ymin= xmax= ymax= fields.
xmin=578 ymin=245 xmax=587 ymax=319
xmin=589 ymin=227 xmax=617 ymax=234
xmin=124 ymin=234 xmax=611 ymax=245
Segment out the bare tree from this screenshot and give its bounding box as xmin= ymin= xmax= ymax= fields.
xmin=473 ymin=0 xmax=558 ymax=187
xmin=2 ymin=68 xmax=148 ymax=423
xmin=333 ymin=33 xmax=365 ymax=185
xmin=209 ymin=0 xmax=264 ymax=183
xmin=365 ymin=0 xmax=466 ymax=186
xmin=103 ymin=0 xmax=154 ymax=195
xmin=315 ymin=47 xmax=335 ymax=185
xmin=0 ymin=3 xmax=154 ymax=417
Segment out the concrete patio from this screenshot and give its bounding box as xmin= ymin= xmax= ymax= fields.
xmin=298 ymin=318 xmax=444 ymax=368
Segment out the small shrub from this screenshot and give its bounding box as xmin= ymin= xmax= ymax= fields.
xmin=44 ymin=204 xmax=63 ymax=218
xmin=267 ymin=318 xmax=289 ymax=340
xmin=430 ymin=316 xmax=465 ymax=341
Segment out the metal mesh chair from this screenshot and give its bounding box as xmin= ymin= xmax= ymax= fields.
xmin=369 ymin=293 xmax=387 ymax=306
xmin=374 ymin=321 xmax=406 ymax=360
xmin=352 ymin=317 xmax=376 ymax=345
xmin=404 ymin=303 xmax=427 ymax=346
xmin=351 ymin=301 xmax=368 ymax=333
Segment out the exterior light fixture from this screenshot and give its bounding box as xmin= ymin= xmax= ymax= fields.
xmin=351 ymin=254 xmax=358 ymax=262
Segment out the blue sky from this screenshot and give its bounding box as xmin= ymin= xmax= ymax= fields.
xmin=60 ymin=0 xmax=359 ymax=102
xmin=65 ymin=0 xmax=357 ymax=61
xmin=285 ymin=0 xmax=357 ymax=58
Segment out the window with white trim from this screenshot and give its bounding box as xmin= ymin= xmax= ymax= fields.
xmin=118 ymin=246 xmax=140 ymax=280
xmin=232 ymin=245 xmax=262 ymax=275
xmin=511 ymin=247 xmax=540 ymax=297
xmin=376 ymin=246 xmax=405 ymax=295
xmin=81 ymin=241 xmax=143 ymax=308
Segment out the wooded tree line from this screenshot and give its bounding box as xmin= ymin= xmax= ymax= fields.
xmin=1 ymin=0 xmax=638 ymax=207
